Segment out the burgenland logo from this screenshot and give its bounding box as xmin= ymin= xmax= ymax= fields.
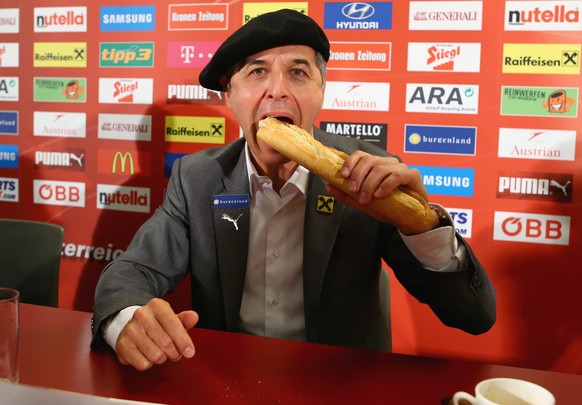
xmin=0 ymin=111 xmax=18 ymax=135
xmin=324 ymin=2 xmax=393 ymax=30
xmin=497 ymin=171 xmax=573 ymax=202
xmin=405 ymin=124 xmax=476 ymax=156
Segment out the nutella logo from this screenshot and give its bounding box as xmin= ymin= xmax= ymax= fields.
xmin=34 ymin=7 xmax=87 ymax=32
xmin=97 ymin=184 xmax=150 ymax=213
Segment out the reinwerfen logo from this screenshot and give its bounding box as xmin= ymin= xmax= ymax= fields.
xmin=100 ymin=6 xmax=156 ymax=32
xmin=501 ymin=86 xmax=578 ymax=117
xmin=165 ymin=116 xmax=226 ymax=144
xmin=503 ymin=43 xmax=580 ymax=75
xmin=34 ymin=77 xmax=86 ymax=103
xmin=34 ymin=42 xmax=87 ymax=68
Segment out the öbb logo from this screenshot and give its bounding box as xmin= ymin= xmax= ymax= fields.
xmin=494 ymin=211 xmax=570 ymax=246
xmin=33 ymin=180 xmax=85 ymax=207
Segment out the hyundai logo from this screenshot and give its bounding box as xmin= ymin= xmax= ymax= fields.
xmin=342 ymin=2 xmax=375 ymax=20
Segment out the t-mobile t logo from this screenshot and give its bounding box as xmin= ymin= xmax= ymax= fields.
xmin=180 ymin=46 xmax=195 ymax=63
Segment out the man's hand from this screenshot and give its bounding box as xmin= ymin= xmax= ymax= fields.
xmin=115 ymin=298 xmax=199 ymax=371
xmin=326 ymin=150 xmax=438 ymax=232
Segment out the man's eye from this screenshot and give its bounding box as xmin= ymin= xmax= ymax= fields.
xmin=250 ymin=68 xmax=266 ymax=75
xmin=291 ymin=69 xmax=306 ymax=76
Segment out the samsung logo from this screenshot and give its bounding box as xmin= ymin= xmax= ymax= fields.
xmin=412 ymin=165 xmax=474 ymax=197
xmin=100 ymin=6 xmax=156 ymax=31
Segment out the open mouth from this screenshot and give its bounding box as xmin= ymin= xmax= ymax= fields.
xmin=264 ymin=115 xmax=294 ymax=125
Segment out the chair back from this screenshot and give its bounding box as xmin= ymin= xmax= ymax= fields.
xmin=0 ymin=219 xmax=64 ymax=307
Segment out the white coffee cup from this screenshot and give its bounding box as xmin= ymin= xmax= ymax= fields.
xmin=451 ymin=378 xmax=555 ymax=405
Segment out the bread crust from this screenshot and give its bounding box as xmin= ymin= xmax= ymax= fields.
xmin=257 ymin=116 xmax=434 ymax=234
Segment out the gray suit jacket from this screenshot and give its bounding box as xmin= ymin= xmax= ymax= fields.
xmin=92 ymin=128 xmax=496 ymax=350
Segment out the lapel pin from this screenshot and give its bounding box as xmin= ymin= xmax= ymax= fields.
xmin=316 ymin=195 xmax=334 ymax=214
xmin=222 ymin=213 xmax=243 ymax=230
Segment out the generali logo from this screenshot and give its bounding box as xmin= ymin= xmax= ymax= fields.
xmin=505 ymin=1 xmax=582 ymax=31
xmin=328 ymin=42 xmax=391 ymax=71
xmin=33 ymin=111 xmax=86 ymax=138
xmin=98 ymin=113 xmax=152 ymax=141
xmin=0 ymin=9 xmax=19 ymax=34
xmin=33 ymin=179 xmax=85 ymax=207
xmin=168 ymin=3 xmax=228 ymax=30
xmin=98 ymin=78 xmax=153 ymax=104
xmin=494 ymin=211 xmax=570 ymax=246
xmin=498 ymin=128 xmax=576 ymax=161
xmin=323 ymin=81 xmax=390 ymax=112
xmin=409 ymin=1 xmax=483 ymax=30
xmin=34 ymin=6 xmax=87 ymax=33
xmin=96 ymin=184 xmax=150 ymax=213
xmin=407 ymin=42 xmax=481 ymax=72
xmin=497 ymin=171 xmax=573 ymax=202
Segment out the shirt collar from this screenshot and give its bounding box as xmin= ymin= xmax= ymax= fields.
xmin=245 ymin=143 xmax=310 ymax=197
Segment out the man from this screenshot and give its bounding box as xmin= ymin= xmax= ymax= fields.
xmin=92 ymin=9 xmax=496 ymax=371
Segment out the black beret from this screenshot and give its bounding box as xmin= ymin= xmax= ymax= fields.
xmin=199 ymin=9 xmax=330 ymax=92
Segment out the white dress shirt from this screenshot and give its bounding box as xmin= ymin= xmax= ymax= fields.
xmin=103 ymin=144 xmax=465 ymax=348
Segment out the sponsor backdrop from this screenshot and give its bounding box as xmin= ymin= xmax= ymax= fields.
xmin=0 ymin=1 xmax=580 ymax=373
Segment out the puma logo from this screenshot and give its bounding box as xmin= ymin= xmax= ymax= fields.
xmin=550 ymin=180 xmax=571 ymax=196
xmin=221 ymin=213 xmax=243 ymax=230
xmin=70 ymin=153 xmax=84 ymax=167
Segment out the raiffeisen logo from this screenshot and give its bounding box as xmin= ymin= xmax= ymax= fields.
xmin=165 ymin=116 xmax=226 ymax=144
xmin=96 ymin=184 xmax=150 ymax=213
xmin=407 ymin=42 xmax=481 ymax=72
xmin=34 ymin=7 xmax=87 ymax=33
xmin=324 ymin=2 xmax=393 ymax=30
xmin=505 ymin=1 xmax=582 ymax=31
xmin=494 ymin=211 xmax=570 ymax=246
xmin=502 ymin=43 xmax=580 ymax=75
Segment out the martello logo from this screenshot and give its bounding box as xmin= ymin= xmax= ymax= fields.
xmin=409 ymin=1 xmax=483 ymax=30
xmin=323 ymin=82 xmax=390 ymax=112
xmin=328 ymin=42 xmax=391 ymax=71
xmin=34 ymin=77 xmax=86 ymax=103
xmin=0 ymin=43 xmax=19 ymax=67
xmin=0 ymin=9 xmax=19 ymax=34
xmin=33 ymin=42 xmax=87 ymax=68
xmin=100 ymin=42 xmax=154 ymax=67
xmin=0 ymin=177 xmax=18 ymax=203
xmin=500 ymin=86 xmax=578 ymax=118
xmin=34 ymin=7 xmax=87 ymax=33
xmin=498 ymin=128 xmax=576 ymax=161
xmin=0 ymin=77 xmax=18 ymax=101
xmin=494 ymin=211 xmax=570 ymax=246
xmin=502 ymin=43 xmax=581 ymax=75
xmin=407 ymin=42 xmax=481 ymax=72
xmin=243 ymin=2 xmax=308 ymax=24
xmin=165 ymin=116 xmax=226 ymax=144
xmin=99 ymin=78 xmax=153 ymax=104
xmin=168 ymin=3 xmax=228 ymax=30
xmin=505 ymin=1 xmax=582 ymax=31
xmin=497 ymin=171 xmax=573 ymax=203
xmin=320 ymin=121 xmax=387 ymax=149
xmin=96 ymin=184 xmax=150 ymax=213
xmin=33 ymin=111 xmax=86 ymax=138
xmin=406 ymin=84 xmax=479 ymax=114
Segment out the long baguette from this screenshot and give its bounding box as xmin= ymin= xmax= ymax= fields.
xmin=257 ymin=116 xmax=434 ymax=234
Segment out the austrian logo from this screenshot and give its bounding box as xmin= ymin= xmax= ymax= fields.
xmin=99 ymin=78 xmax=153 ymax=104
xmin=165 ymin=116 xmax=226 ymax=144
xmin=167 ymin=42 xmax=220 ymax=68
xmin=33 ymin=112 xmax=86 ymax=138
xmin=96 ymin=184 xmax=150 ymax=213
xmin=412 ymin=165 xmax=474 ymax=197
xmin=409 ymin=1 xmax=483 ymax=30
xmin=0 ymin=144 xmax=18 ymax=169
xmin=0 ymin=77 xmax=18 ymax=101
xmin=100 ymin=42 xmax=154 ymax=67
xmin=503 ymin=43 xmax=580 ymax=74
xmin=0 ymin=43 xmax=19 ymax=67
xmin=33 ymin=179 xmax=85 ymax=207
xmin=33 ymin=77 xmax=86 ymax=103
xmin=329 ymin=42 xmax=391 ymax=71
xmin=324 ymin=2 xmax=392 ymax=30
xmin=100 ymin=6 xmax=156 ymax=32
xmin=407 ymin=42 xmax=481 ymax=72
xmin=406 ymin=84 xmax=479 ymax=114
xmin=498 ymin=128 xmax=576 ymax=161
xmin=404 ymin=124 xmax=476 ymax=155
xmin=494 ymin=211 xmax=570 ymax=246
xmin=97 ymin=150 xmax=151 ymax=176
xmin=0 ymin=177 xmax=18 ymax=202
xmin=501 ymin=86 xmax=578 ymax=117
xmin=320 ymin=121 xmax=387 ymax=149
xmin=167 ymin=82 xmax=224 ymax=105
xmin=497 ymin=171 xmax=573 ymax=203
xmin=0 ymin=9 xmax=19 ymax=34
xmin=243 ymin=3 xmax=308 ymax=24
xmin=33 ymin=42 xmax=87 ymax=68
xmin=505 ymin=1 xmax=582 ymax=31
xmin=98 ymin=113 xmax=152 ymax=141
xmin=168 ymin=3 xmax=228 ymax=30
xmin=323 ymin=82 xmax=390 ymax=112
xmin=34 ymin=6 xmax=87 ymax=33
xmin=0 ymin=111 xmax=18 ymax=135
xmin=34 ymin=148 xmax=85 ymax=172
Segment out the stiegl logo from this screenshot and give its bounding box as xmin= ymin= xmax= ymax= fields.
xmin=494 ymin=211 xmax=570 ymax=245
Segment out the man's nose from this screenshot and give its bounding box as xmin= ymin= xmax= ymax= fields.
xmin=266 ymin=71 xmax=290 ymax=99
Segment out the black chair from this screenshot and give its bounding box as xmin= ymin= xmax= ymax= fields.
xmin=0 ymin=218 xmax=64 ymax=307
